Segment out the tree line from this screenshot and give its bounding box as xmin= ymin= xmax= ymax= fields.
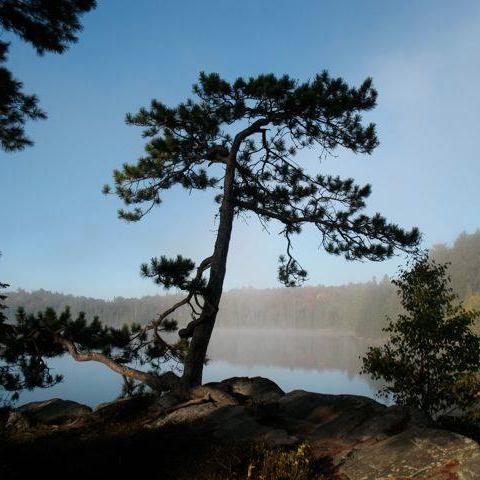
xmin=5 ymin=230 xmax=479 ymax=338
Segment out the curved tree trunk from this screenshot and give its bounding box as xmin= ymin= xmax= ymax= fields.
xmin=182 ymin=155 xmax=237 ymax=387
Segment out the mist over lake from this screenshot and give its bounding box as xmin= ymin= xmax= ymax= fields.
xmin=16 ymin=328 xmax=380 ymax=408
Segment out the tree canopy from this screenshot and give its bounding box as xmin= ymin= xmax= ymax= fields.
xmin=106 ymin=72 xmax=420 ymax=287
xmin=0 ymin=0 xmax=96 ymax=152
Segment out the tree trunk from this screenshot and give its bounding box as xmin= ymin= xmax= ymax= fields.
xmin=182 ymin=155 xmax=236 ymax=387
xmin=182 ymin=120 xmax=268 ymax=388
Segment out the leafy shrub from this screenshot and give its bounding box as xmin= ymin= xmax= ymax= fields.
xmin=362 ymin=255 xmax=480 ymax=418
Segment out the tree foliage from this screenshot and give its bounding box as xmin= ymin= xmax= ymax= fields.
xmin=0 ymin=42 xmax=46 ymax=152
xmin=0 ymin=281 xmax=9 ymax=325
xmin=0 ymin=305 xmax=185 ymax=401
xmin=362 ymin=255 xmax=480 ymax=418
xmin=106 ymin=71 xmax=419 ymax=287
xmin=0 ymin=0 xmax=96 ymax=151
xmin=103 ymin=71 xmax=420 ymax=386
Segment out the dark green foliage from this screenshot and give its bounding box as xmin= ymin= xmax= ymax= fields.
xmin=362 ymin=255 xmax=480 ymax=418
xmin=0 ymin=306 xmax=184 ymax=401
xmin=141 ymin=255 xmax=204 ymax=292
xmin=0 ymin=0 xmax=96 ymax=54
xmin=106 ymin=71 xmax=420 ymax=287
xmin=0 ymin=0 xmax=96 ymax=151
xmin=0 ymin=42 xmax=46 ymax=151
xmin=0 ymin=281 xmax=8 ymax=324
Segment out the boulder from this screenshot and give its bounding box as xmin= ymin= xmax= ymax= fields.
xmin=94 ymin=396 xmax=152 ymax=421
xmin=274 ymin=390 xmax=480 ymax=478
xmin=17 ymin=398 xmax=92 ymax=425
xmin=149 ymin=401 xmax=218 ymax=429
xmin=192 ymin=382 xmax=241 ymax=405
xmin=278 ymin=390 xmax=382 ymax=421
xmin=220 ymin=376 xmax=285 ymax=402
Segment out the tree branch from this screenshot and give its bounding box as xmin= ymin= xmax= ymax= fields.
xmin=55 ymin=334 xmax=179 ymax=392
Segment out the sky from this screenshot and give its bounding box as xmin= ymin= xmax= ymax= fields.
xmin=1 ymin=0 xmax=480 ymax=299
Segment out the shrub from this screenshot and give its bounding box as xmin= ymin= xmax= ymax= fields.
xmin=362 ymin=255 xmax=480 ymax=418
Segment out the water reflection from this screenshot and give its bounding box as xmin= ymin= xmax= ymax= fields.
xmin=14 ymin=329 xmax=383 ymax=407
xmin=210 ymin=329 xmax=375 ymax=373
xmin=208 ymin=329 xmax=382 ymax=396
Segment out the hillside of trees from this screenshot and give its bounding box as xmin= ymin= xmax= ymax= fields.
xmin=4 ymin=230 xmax=480 ymax=338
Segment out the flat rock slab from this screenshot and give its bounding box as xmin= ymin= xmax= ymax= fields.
xmin=340 ymin=427 xmax=480 ymax=479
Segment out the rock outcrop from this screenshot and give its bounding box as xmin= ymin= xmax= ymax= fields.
xmin=6 ymin=398 xmax=92 ymax=431
xmin=143 ymin=378 xmax=480 ymax=479
xmin=2 ymin=377 xmax=480 ymax=479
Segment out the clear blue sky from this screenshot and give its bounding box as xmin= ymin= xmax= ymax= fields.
xmin=1 ymin=0 xmax=479 ymax=299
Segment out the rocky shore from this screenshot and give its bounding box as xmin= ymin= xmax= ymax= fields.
xmin=1 ymin=377 xmax=479 ymax=479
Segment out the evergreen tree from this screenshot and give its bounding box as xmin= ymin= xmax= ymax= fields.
xmin=362 ymin=255 xmax=480 ymax=418
xmin=105 ymin=71 xmax=420 ymax=388
xmin=1 ymin=71 xmax=421 ymax=396
xmin=0 ymin=306 xmax=183 ymax=401
xmin=0 ymin=0 xmax=96 ymax=151
xmin=0 ymin=281 xmax=8 ymax=325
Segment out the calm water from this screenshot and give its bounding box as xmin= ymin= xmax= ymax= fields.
xmin=15 ymin=329 xmax=382 ymax=407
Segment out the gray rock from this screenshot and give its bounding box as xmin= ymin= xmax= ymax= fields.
xmin=149 ymin=400 xmax=297 ymax=446
xmin=278 ymin=390 xmax=382 ymax=421
xmin=16 ymin=398 xmax=92 ymax=426
xmin=149 ymin=402 xmax=218 ymax=429
xmin=8 ymin=378 xmax=480 ymax=479
xmin=209 ymin=405 xmax=274 ymax=441
xmin=94 ymin=395 xmax=156 ymax=422
xmin=17 ymin=398 xmax=92 ymax=425
xmin=221 ymin=376 xmax=285 ymax=401
xmin=192 ymin=383 xmax=240 ymax=405
xmin=340 ymin=426 xmax=480 ymax=479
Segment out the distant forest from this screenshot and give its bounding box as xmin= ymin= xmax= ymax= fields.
xmin=5 ymin=231 xmax=480 ymax=338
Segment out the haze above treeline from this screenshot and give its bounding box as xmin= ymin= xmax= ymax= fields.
xmin=5 ymin=230 xmax=480 ymax=338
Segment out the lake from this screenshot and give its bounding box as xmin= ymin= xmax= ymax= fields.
xmin=14 ymin=329 xmax=383 ymax=407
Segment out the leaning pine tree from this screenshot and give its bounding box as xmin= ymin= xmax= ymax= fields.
xmin=0 ymin=72 xmax=420 ymax=398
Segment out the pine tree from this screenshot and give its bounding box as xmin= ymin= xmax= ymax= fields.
xmin=1 ymin=71 xmax=421 ymax=398
xmin=105 ymin=71 xmax=420 ymax=388
xmin=362 ymin=255 xmax=480 ymax=418
xmin=0 ymin=0 xmax=96 ymax=152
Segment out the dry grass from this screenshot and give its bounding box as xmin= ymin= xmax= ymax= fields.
xmin=183 ymin=442 xmax=332 ymax=480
